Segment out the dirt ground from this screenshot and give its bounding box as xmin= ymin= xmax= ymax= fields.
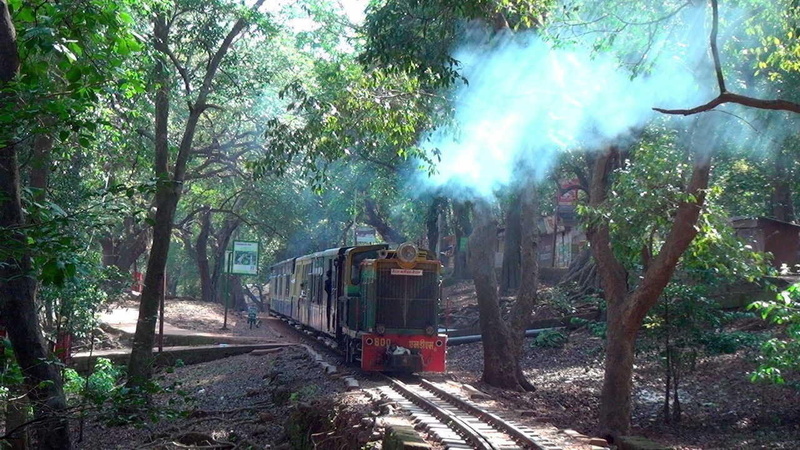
xmin=79 ymin=286 xmax=800 ymax=449
xmin=441 ymin=281 xmax=800 ymax=449
xmin=76 ymin=299 xmax=373 ymax=449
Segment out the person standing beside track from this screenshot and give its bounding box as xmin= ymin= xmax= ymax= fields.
xmin=247 ymin=306 xmax=259 ymax=329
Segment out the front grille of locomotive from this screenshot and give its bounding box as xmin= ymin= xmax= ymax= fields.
xmin=374 ymin=264 xmax=438 ymax=330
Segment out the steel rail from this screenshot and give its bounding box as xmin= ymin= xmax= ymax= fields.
xmin=386 ymin=375 xmax=502 ymax=450
xmin=419 ymin=378 xmax=552 ymax=450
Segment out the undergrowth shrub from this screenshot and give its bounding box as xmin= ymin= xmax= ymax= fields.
xmin=570 ymin=317 xmax=607 ymax=338
xmin=750 ymin=282 xmax=800 ymax=385
xmin=65 ymin=357 xmax=191 ymax=425
xmin=531 ymin=329 xmax=568 ymax=348
xmin=702 ymin=330 xmax=766 ymax=355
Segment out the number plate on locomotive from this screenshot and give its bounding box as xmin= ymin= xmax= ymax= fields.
xmin=390 ymin=269 xmax=423 ymax=276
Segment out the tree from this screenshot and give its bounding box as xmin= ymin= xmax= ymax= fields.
xmin=452 ymin=201 xmax=473 ymax=279
xmin=583 ymin=136 xmax=713 ymax=436
xmin=127 ymin=0 xmax=270 ymax=386
xmin=0 ymin=2 xmax=71 ymax=447
xmin=355 ymin=0 xmax=558 ymax=390
xmin=176 ymin=204 xmax=244 ymax=303
xmin=364 ymin=197 xmax=407 ymax=243
xmin=100 ymin=216 xmax=151 ymax=273
xmin=425 ymin=195 xmax=446 ymax=256
xmin=468 ymin=180 xmax=540 ymax=390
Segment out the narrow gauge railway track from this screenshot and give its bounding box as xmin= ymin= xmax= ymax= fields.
xmin=381 ymin=375 xmax=563 ymax=450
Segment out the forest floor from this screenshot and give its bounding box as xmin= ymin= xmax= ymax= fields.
xmin=76 ymin=283 xmax=800 ymax=449
xmin=443 ymin=280 xmax=800 ymax=449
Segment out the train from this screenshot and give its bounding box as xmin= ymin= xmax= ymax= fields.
xmin=268 ymin=242 xmax=447 ymax=372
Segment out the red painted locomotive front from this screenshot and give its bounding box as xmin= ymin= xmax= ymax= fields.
xmin=360 ymin=333 xmax=447 ymax=372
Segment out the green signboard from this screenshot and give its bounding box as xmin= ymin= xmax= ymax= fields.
xmin=230 ymin=240 xmax=259 ymax=275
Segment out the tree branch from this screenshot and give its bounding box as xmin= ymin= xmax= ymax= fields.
xmin=172 ymin=0 xmax=267 ymax=184
xmin=654 ymin=92 xmax=800 ymax=115
xmin=613 ymin=1 xmax=692 ymax=26
xmin=629 ymin=148 xmax=711 ymax=324
xmin=654 ymin=0 xmax=800 ymax=116
xmin=162 ymin=44 xmax=192 ymax=96
xmin=709 ymin=0 xmax=725 ymax=94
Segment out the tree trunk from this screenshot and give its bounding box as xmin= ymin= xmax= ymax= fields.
xmin=167 ymin=267 xmax=180 ymax=296
xmin=663 ymin=302 xmax=672 ymax=423
xmin=557 ymin=247 xmax=599 ymax=299
xmin=29 ymin=127 xmax=53 ymax=203
xmin=244 ymin=286 xmax=265 ymax=311
xmin=426 ymin=196 xmax=444 ymax=255
xmin=0 ymin=3 xmax=72 ymax=447
xmin=771 ymin=147 xmax=795 ymax=222
xmin=507 ymin=183 xmax=538 ymax=392
xmin=598 ymin=303 xmax=637 ymax=436
xmin=340 ymin=220 xmax=353 ymax=246
xmin=499 ymin=191 xmax=522 ymax=295
xmin=100 ymin=217 xmax=150 ymax=273
xmin=469 ymin=201 xmax=520 ymax=388
xmin=230 ymin=276 xmax=248 ymax=311
xmin=128 ymin=15 xmax=176 ymax=384
xmin=211 ymin=217 xmax=240 ymax=303
xmin=127 ymin=181 xmax=180 ymax=384
xmin=5 ymin=387 xmax=29 ymax=450
xmin=364 ymin=197 xmax=405 ymax=243
xmin=453 ymin=201 xmax=473 ymax=279
xmin=196 ymin=208 xmax=214 ymax=302
xmin=672 ymin=365 xmax=682 ymax=422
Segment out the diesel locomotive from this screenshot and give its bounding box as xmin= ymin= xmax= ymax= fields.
xmin=268 ymin=243 xmax=446 ymax=372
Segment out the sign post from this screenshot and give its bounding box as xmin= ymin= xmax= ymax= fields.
xmin=223 ymin=241 xmax=259 ymax=329
xmin=222 ymin=251 xmax=232 ymax=330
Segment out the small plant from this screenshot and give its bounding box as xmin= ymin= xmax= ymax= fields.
xmin=64 ymin=357 xmax=192 ymax=425
xmin=0 ymin=341 xmax=24 ymax=401
xmin=541 ymin=286 xmax=578 ymax=315
xmin=702 ymin=330 xmax=766 ymax=355
xmin=749 ymin=282 xmax=800 ymax=385
xmin=532 ymin=329 xmax=568 ymax=348
xmin=570 ymin=317 xmax=607 ymax=338
xmin=290 ymin=384 xmax=320 ymax=403
xmin=63 ymin=357 xmax=124 ymax=405
xmin=63 ymin=367 xmax=86 ymax=396
xmin=642 ymin=284 xmax=719 ymax=423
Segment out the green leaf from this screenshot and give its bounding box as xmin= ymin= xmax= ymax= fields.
xmin=66 ymin=66 xmax=82 ymax=83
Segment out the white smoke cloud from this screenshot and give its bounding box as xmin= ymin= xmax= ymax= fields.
xmin=420 ymin=2 xmax=721 ymax=197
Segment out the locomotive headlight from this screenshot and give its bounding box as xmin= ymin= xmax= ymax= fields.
xmin=397 ymin=242 xmax=418 ymax=264
xmin=425 ymin=325 xmax=435 ymax=336
xmin=376 ymin=323 xmax=386 ymax=335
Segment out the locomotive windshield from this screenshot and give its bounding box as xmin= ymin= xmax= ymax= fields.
xmin=350 ymin=249 xmax=381 ymax=285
